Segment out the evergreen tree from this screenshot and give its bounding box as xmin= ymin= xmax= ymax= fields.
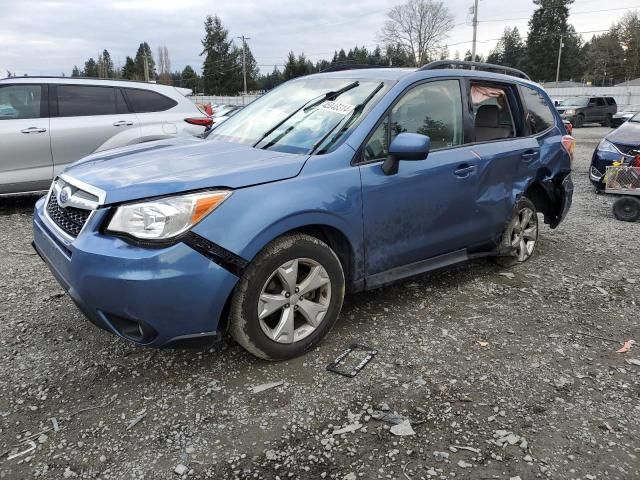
xmin=134 ymin=42 xmax=156 ymax=81
xmin=200 ymin=15 xmax=239 ymax=95
xmin=71 ymin=66 xmax=81 ymax=77
xmin=487 ymin=27 xmax=525 ymax=70
xmin=121 ymin=56 xmax=136 ymax=80
xmin=464 ymin=51 xmax=484 ymax=62
xmin=83 ymin=58 xmax=98 ymax=77
xmin=619 ymin=12 xmax=640 ymax=80
xmin=525 ymin=0 xmax=582 ymax=82
xmin=99 ymin=49 xmax=114 ymax=78
xmin=582 ymin=30 xmax=626 ymax=86
xmin=180 ymin=65 xmax=200 ymax=92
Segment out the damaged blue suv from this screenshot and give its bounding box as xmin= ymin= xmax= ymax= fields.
xmin=33 ymin=61 xmax=574 ymax=360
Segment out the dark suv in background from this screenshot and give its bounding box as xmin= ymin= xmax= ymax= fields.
xmin=556 ymin=96 xmax=617 ymax=127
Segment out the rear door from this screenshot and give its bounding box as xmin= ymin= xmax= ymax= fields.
xmin=0 ymin=83 xmax=52 ymax=194
xmin=50 ymin=84 xmax=140 ymax=175
xmin=122 ymin=87 xmax=182 ymax=141
xmin=465 ymin=80 xmax=540 ymax=246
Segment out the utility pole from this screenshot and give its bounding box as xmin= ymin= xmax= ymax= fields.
xmin=471 ymin=0 xmax=479 ymax=62
xmin=238 ymin=35 xmax=251 ymax=95
xmin=143 ymin=53 xmax=150 ymax=82
xmin=555 ymin=35 xmax=564 ymax=83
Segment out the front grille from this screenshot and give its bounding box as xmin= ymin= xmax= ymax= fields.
xmin=614 ymin=143 xmax=640 ymax=156
xmin=46 ymin=194 xmax=91 ymax=237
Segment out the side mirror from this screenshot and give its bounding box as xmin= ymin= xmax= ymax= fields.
xmin=382 ymin=133 xmax=431 ymax=175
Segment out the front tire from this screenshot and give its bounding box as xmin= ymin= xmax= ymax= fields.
xmin=229 ymin=233 xmax=345 ymax=360
xmin=574 ymin=114 xmax=585 ymax=128
xmin=493 ymin=197 xmax=539 ymax=267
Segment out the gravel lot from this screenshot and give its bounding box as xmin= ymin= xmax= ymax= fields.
xmin=0 ymin=127 xmax=639 ymax=480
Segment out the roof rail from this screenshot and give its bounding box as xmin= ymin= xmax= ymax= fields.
xmin=319 ymin=64 xmax=391 ymax=73
xmin=418 ymin=60 xmax=531 ymax=81
xmin=0 ymin=76 xmax=157 ymax=84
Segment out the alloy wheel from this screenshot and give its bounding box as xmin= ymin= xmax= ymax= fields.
xmin=509 ymin=207 xmax=538 ymax=262
xmin=257 ymin=258 xmax=332 ymax=344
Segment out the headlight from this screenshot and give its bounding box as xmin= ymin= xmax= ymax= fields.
xmin=564 ymin=109 xmax=575 ymax=115
xmin=597 ymin=139 xmax=621 ymax=155
xmin=107 ymin=190 xmax=231 ymax=241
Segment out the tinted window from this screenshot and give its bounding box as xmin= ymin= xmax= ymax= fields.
xmin=520 ymin=85 xmax=555 ymax=134
xmin=606 ymin=97 xmax=616 ymax=105
xmin=595 ymin=98 xmax=606 ymax=106
xmin=115 ymin=88 xmax=130 ymax=114
xmin=58 ymin=85 xmax=118 ymax=117
xmin=0 ymin=84 xmax=43 ymax=120
xmin=363 ymin=80 xmax=463 ymax=161
xmin=125 ymin=88 xmax=177 ymax=113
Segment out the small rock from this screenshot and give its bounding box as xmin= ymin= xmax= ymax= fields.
xmin=390 ymin=420 xmax=415 ymax=436
xmin=174 ymin=464 xmax=188 ymax=476
xmin=457 ymin=460 xmax=473 ymax=468
xmin=433 ymin=451 xmax=450 ymax=461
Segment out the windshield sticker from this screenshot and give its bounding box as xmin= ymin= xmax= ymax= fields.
xmin=319 ymin=101 xmax=355 ymax=115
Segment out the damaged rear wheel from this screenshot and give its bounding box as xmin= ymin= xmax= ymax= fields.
xmin=493 ymin=197 xmax=539 ymax=267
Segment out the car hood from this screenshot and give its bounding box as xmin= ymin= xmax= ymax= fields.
xmin=607 ymin=121 xmax=640 ymax=146
xmin=556 ymin=105 xmax=583 ymax=110
xmin=64 ymin=137 xmax=309 ymax=204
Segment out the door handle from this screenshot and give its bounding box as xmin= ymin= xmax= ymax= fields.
xmin=113 ymin=120 xmax=134 ymax=127
xmin=21 ymin=127 xmax=47 ymax=134
xmin=454 ymin=164 xmax=476 ymax=177
xmin=521 ymin=150 xmax=540 ymax=161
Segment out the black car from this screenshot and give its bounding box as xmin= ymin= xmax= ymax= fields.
xmin=590 ymin=112 xmax=640 ymax=189
xmin=556 ymin=96 xmax=617 ymax=128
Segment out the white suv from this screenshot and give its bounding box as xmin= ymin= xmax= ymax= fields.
xmin=0 ymin=77 xmax=212 ymax=195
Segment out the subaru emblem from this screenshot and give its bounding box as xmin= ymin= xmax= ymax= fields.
xmin=58 ymin=186 xmax=72 ymax=207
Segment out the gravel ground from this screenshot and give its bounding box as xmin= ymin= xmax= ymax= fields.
xmin=0 ymin=127 xmax=638 ymax=480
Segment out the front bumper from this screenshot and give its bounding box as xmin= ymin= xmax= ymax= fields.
xmin=32 ymin=198 xmax=239 ymax=346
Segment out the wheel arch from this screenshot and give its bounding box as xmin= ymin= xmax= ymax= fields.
xmin=522 ymin=178 xmax=562 ymax=228
xmin=216 ymin=218 xmax=363 ymax=334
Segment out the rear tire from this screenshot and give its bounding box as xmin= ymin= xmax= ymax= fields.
xmin=574 ymin=115 xmax=585 ymax=128
xmin=492 ymin=197 xmax=539 ymax=267
xmin=229 ymin=233 xmax=345 ymax=360
xmin=612 ymin=196 xmax=640 ymax=222
xmin=601 ymin=115 xmax=612 ymax=127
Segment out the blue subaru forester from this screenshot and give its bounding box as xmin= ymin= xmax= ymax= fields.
xmin=33 ymin=61 xmax=574 ymax=360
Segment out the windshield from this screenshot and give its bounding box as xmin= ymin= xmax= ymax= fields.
xmin=208 ymin=78 xmax=389 ymax=155
xmin=558 ymin=97 xmax=589 ymax=107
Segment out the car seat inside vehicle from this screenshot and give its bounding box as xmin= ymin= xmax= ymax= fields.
xmin=472 ymin=84 xmax=515 ymax=142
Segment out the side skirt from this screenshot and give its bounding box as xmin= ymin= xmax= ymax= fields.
xmin=365 ymin=249 xmax=471 ymax=290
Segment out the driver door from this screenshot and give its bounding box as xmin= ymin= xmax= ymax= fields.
xmin=358 ymin=79 xmax=477 ymax=281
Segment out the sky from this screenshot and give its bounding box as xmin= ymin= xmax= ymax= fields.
xmin=1 ymin=0 xmax=639 ymax=77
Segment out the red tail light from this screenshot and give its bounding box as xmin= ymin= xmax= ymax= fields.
xmin=561 ymin=135 xmax=576 ymax=163
xmin=184 ymin=117 xmax=213 ymax=127
xmin=632 ymin=155 xmax=640 ymax=168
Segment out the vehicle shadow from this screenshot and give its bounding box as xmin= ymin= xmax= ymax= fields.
xmin=0 ymin=194 xmax=42 ymax=216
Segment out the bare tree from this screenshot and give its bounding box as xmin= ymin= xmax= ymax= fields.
xmin=157 ymin=46 xmax=172 ymax=85
xmin=379 ymin=0 xmax=454 ymax=67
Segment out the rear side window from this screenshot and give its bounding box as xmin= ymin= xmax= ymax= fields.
xmin=520 ymin=85 xmax=555 ymax=134
xmin=57 ymin=85 xmax=118 ymax=117
xmin=0 ymin=84 xmax=43 ymax=120
xmin=124 ymin=88 xmax=177 ymax=113
xmin=606 ymin=97 xmax=616 ymax=105
xmin=595 ymin=98 xmax=606 ymax=107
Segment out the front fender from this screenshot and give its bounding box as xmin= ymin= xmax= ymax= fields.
xmin=191 ymin=164 xmax=364 ymax=279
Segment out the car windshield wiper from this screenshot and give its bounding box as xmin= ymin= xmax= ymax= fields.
xmin=253 ymin=81 xmax=360 ymax=149
xmin=309 ymin=82 xmax=385 ymax=155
